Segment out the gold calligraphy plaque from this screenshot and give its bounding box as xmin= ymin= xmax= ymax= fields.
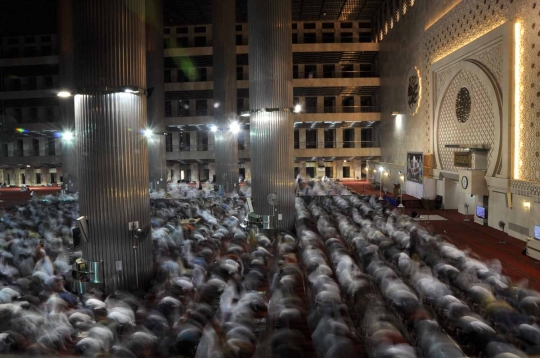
xmin=454 ymin=152 xmax=472 ymax=167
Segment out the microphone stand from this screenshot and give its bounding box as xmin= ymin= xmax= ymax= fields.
xmin=499 ymin=224 xmax=507 ymax=244
xmin=423 ymin=180 xmax=430 ymax=224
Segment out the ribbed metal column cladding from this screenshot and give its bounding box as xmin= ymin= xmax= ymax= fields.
xmin=74 ymin=0 xmax=146 ymax=89
xmin=58 ymin=0 xmax=78 ymax=192
xmin=146 ymin=0 xmax=166 ymax=191
xmin=75 ymin=93 xmax=151 ymax=291
xmin=248 ymin=0 xmax=295 ymax=230
xmin=213 ymin=0 xmax=239 ymax=192
xmin=74 ymin=0 xmax=151 ymax=291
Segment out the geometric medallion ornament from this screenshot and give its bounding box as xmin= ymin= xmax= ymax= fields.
xmin=456 ymin=87 xmax=471 ymax=124
xmin=407 ymin=66 xmax=421 ymax=114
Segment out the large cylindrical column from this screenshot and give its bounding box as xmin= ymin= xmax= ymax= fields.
xmin=74 ymin=0 xmax=151 ymax=291
xmin=213 ymin=0 xmax=239 ymax=193
xmin=248 ymin=0 xmax=294 ymax=230
xmin=58 ymin=0 xmax=78 ymax=192
xmin=146 ymin=0 xmax=166 ymax=191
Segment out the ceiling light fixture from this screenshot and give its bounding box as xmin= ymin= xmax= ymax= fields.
xmin=57 ymin=91 xmax=72 ymax=98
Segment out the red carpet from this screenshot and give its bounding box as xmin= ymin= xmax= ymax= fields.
xmin=402 ymin=208 xmax=540 ymax=291
xmin=341 ymin=179 xmax=378 ymax=195
xmin=342 ymin=181 xmax=540 ymax=290
xmin=0 ymin=186 xmax=62 ymax=209
xmin=342 ymin=180 xmax=421 ymax=207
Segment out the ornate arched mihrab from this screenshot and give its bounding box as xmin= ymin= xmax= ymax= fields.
xmin=436 ymin=63 xmax=500 ymax=175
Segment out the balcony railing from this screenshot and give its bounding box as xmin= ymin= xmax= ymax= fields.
xmin=166 ymin=144 xmax=214 ymax=152
xmin=166 ymin=73 xmax=213 ymax=83
xmin=165 ymin=109 xmax=213 ymax=117
xmin=294 ymin=71 xmax=379 ymax=79
xmin=302 ymin=106 xmax=380 ymax=113
xmin=2 ymin=81 xmax=58 ymax=92
xmin=166 ymin=70 xmax=377 ymax=83
xmin=165 ymin=39 xmax=213 ymax=49
xmin=343 ymin=140 xmax=378 ymax=148
xmin=163 ymin=36 xmax=376 ymax=49
xmin=236 ymin=73 xmax=250 ymax=81
xmin=166 ymin=143 xmax=251 ymax=152
xmin=166 ymin=72 xmax=253 ymax=83
xmin=25 ymin=149 xmax=40 ymax=157
xmin=294 ymin=141 xmax=379 ymax=149
xmin=294 ymin=37 xmax=373 ymax=44
xmin=165 ymin=106 xmax=379 ymax=117
xmin=1 ymin=46 xmax=58 ymax=59
xmin=6 ymin=116 xmax=59 ymax=124
xmin=0 ymin=149 xmax=59 ymax=157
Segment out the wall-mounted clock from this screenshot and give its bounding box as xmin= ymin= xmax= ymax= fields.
xmin=461 ymin=175 xmax=469 ymax=189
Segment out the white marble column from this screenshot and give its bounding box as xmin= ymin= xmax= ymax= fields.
xmin=209 ymin=132 xmax=215 ymax=151
xmin=41 ymin=167 xmax=50 ymax=185
xmin=172 ymin=133 xmax=180 ymax=152
xmin=353 ymin=160 xmax=362 ymax=180
xmin=172 ymin=163 xmax=181 ymax=182
xmin=300 ymin=161 xmax=307 ymax=177
xmin=335 ymin=128 xmax=343 ymax=149
xmin=335 ymin=161 xmax=343 ymax=179
xmin=299 ymin=129 xmax=306 ymax=149
xmin=56 ymin=167 xmax=63 ymax=184
xmin=8 ymin=169 xmax=18 ymax=186
xmin=243 ymin=129 xmax=250 ymax=150
xmin=317 ymin=128 xmax=324 ymax=149
xmin=25 ymin=167 xmax=35 ymax=185
xmin=336 ymin=94 xmax=343 ymax=112
xmin=354 ymin=128 xmax=361 ymax=148
xmin=190 ymin=163 xmax=199 ymax=182
xmin=17 ymin=169 xmax=23 ymax=185
xmin=166 ymin=165 xmax=172 ymax=181
xmin=244 ymin=162 xmax=251 ymax=181
xmin=316 ymin=96 xmax=324 ymax=113
xmin=208 ymin=163 xmax=216 ymax=182
xmin=190 ymin=132 xmax=198 ymax=151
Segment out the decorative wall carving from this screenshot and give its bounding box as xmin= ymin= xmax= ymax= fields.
xmin=430 ymin=40 xmax=505 ymax=175
xmin=511 ymin=180 xmax=540 ymax=203
xmin=436 ymin=68 xmax=496 ymax=173
xmin=380 ymin=0 xmax=540 ymax=183
xmin=418 ymin=0 xmax=540 ymax=182
xmin=468 ymin=42 xmax=504 ymax=84
xmin=436 ymin=67 xmax=455 ymax=102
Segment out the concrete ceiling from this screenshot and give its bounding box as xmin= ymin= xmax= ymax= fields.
xmin=164 ymin=0 xmax=385 ymax=26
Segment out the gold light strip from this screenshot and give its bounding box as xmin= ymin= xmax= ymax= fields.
xmin=413 ymin=66 xmax=422 ymax=116
xmin=514 ymin=21 xmax=522 ymax=179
